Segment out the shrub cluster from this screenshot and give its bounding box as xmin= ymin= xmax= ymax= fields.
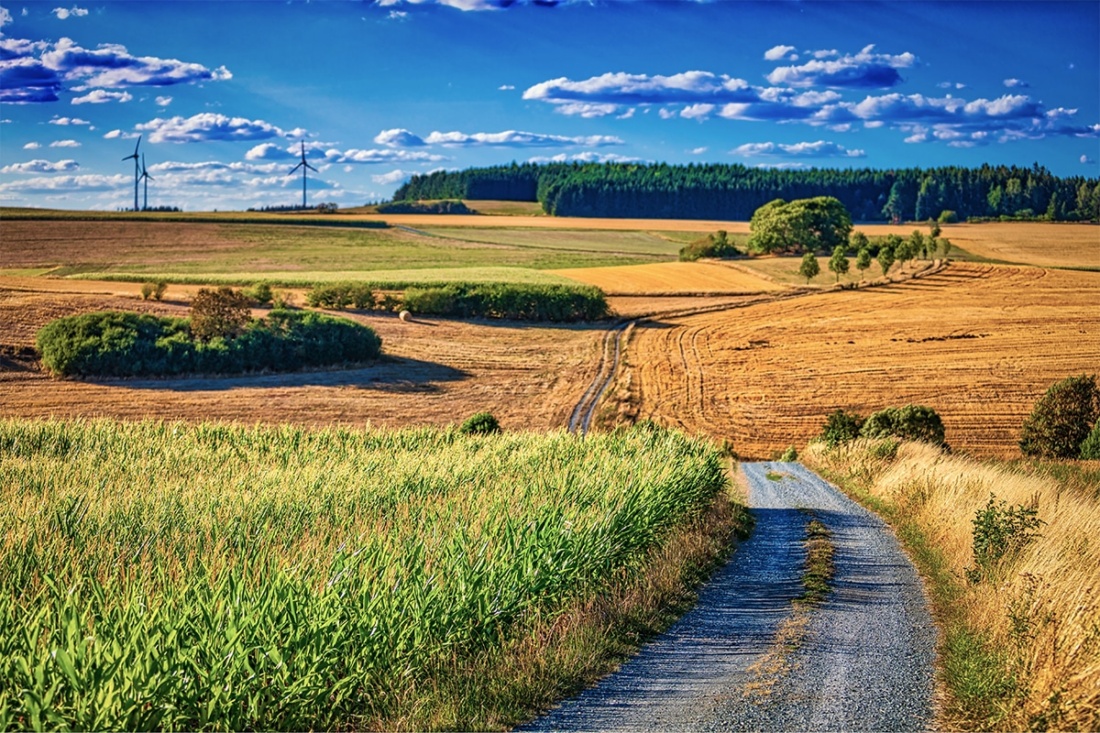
xmin=306 ymin=283 xmax=375 ymax=310
xmin=1020 ymin=374 xmax=1100 ymax=459
xmin=402 ymin=283 xmax=608 ymax=322
xmin=459 ymin=412 xmax=502 ymax=435
xmin=36 ymin=309 xmax=381 ymax=378
xmin=376 ymin=199 xmax=472 ymax=215
xmin=818 ymin=404 xmax=946 ymax=448
xmin=679 ymin=230 xmax=740 ymax=262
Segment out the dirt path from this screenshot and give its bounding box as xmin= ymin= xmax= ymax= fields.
xmin=524 ymin=462 xmax=935 ymax=732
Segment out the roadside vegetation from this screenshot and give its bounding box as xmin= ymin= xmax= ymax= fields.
xmin=0 ymin=419 xmax=749 ymax=731
xmin=803 ymin=437 xmax=1100 ymax=730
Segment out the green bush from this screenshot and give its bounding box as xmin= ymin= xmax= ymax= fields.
xmin=860 ymin=405 xmax=946 ymax=447
xmin=306 ymin=283 xmax=374 ymax=310
xmin=965 ymin=494 xmax=1044 ymax=583
xmin=779 ymin=445 xmax=798 ymax=461
xmin=678 ymin=230 xmax=740 ymax=262
xmin=245 ymin=282 xmax=274 ymax=306
xmin=938 ymin=210 xmax=959 ymax=224
xmin=376 ymin=200 xmax=472 ymax=215
xmin=820 ymin=409 xmax=865 ymax=447
xmin=1020 ymin=374 xmax=1100 ymax=459
xmin=459 ymin=412 xmax=501 ymax=435
xmin=1080 ymin=420 xmax=1100 ymax=460
xmin=403 ymin=283 xmax=608 ymax=322
xmin=190 ymin=287 xmax=253 ymax=342
xmin=36 ymin=310 xmax=381 ymax=378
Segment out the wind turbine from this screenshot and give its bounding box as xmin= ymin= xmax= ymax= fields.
xmin=139 ymin=153 xmax=153 ymax=211
xmin=289 ymin=141 xmax=318 ymax=209
xmin=121 ymin=135 xmax=141 ymax=212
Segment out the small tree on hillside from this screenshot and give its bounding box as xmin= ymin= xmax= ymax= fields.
xmin=820 ymin=409 xmax=865 ymax=447
xmin=828 ymin=245 xmax=850 ymax=282
xmin=861 ymin=405 xmax=947 ymax=447
xmin=877 ymin=243 xmax=896 ymax=276
xmin=849 ymin=230 xmax=869 ymax=253
xmin=910 ymin=229 xmax=927 ymax=260
xmin=856 ymin=247 xmax=872 ymax=280
xmin=190 ymin=287 xmax=253 ymax=341
xmin=895 ymin=238 xmax=914 ymax=270
xmin=1020 ymin=374 xmax=1100 ymax=459
xmin=799 ymin=252 xmax=820 ymax=283
xmin=941 ymin=238 xmax=953 ymax=259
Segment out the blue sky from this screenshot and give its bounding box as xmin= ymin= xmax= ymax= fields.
xmin=1 ymin=0 xmax=1097 ymax=211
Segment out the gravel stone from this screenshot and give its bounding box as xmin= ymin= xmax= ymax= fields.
xmin=522 ymin=461 xmax=936 ymax=732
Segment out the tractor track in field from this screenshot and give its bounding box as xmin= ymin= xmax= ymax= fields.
xmin=524 ymin=462 xmax=937 ymax=732
xmin=567 ymin=259 xmax=946 ymax=435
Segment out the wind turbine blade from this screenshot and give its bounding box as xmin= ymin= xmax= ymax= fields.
xmin=289 ymin=162 xmax=304 ymax=174
xmin=305 ymin=162 xmax=319 ymax=172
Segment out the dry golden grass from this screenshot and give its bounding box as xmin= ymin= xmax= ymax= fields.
xmin=853 ymin=222 xmax=1099 ymax=269
xmin=803 ymin=440 xmax=1100 ymax=730
xmin=0 ymin=286 xmax=603 ymax=431
xmin=619 ymin=263 xmax=1100 ymax=458
xmin=550 ymin=261 xmax=783 ymax=295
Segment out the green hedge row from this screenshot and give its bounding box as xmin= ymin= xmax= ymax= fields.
xmin=36 ymin=310 xmax=381 ymax=378
xmin=401 ymin=282 xmax=609 ymax=322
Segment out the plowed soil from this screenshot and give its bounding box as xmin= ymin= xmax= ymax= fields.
xmin=619 ymin=263 xmax=1100 ymax=458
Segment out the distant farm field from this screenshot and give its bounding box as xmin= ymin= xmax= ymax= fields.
xmin=617 ymin=263 xmax=1100 ymax=458
xmin=551 ymin=261 xmax=782 ymax=295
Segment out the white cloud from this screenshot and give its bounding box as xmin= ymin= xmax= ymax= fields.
xmin=48 ymin=115 xmax=89 ymax=125
xmin=135 ymin=113 xmax=296 ymax=143
xmin=680 ymin=103 xmax=715 ymax=120
xmin=103 ymin=128 xmax=140 ymax=140
xmin=498 ymin=84 xmax=515 ymax=91
xmin=0 ymin=172 xmax=128 ymax=194
xmin=387 ymin=10 xmax=408 ymax=19
xmin=71 ymin=89 xmax=133 ymax=104
xmin=0 ymin=6 xmax=11 ymax=27
xmin=374 ymin=128 xmax=426 ymax=147
xmin=23 ymin=141 xmax=41 ymax=149
xmin=524 ymin=70 xmax=756 ymax=114
xmin=155 ymin=95 xmax=172 ymax=107
xmin=555 ymin=102 xmax=621 ymax=118
xmin=327 ymin=148 xmax=447 ymax=164
xmin=1003 ymin=78 xmax=1030 ymax=88
xmin=51 ymin=6 xmax=89 ymax=20
xmin=49 ymin=138 xmax=80 ymax=147
xmin=764 ymin=45 xmax=797 ymax=61
xmin=1082 ymin=154 xmax=1096 ymax=164
xmin=766 ymin=44 xmax=916 ymax=88
xmin=730 ymin=140 xmax=866 ymax=158
xmin=371 ymin=169 xmax=412 ymax=185
xmin=1 ymin=158 xmax=79 ymax=173
xmin=689 ymin=147 xmax=708 ymax=155
xmin=527 ymin=151 xmax=642 ymax=164
xmin=422 ymin=129 xmax=624 ymax=147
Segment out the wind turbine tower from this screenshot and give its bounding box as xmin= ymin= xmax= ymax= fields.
xmin=139 ymin=153 xmax=153 ymax=211
xmin=289 ymin=141 xmax=318 ymax=209
xmin=121 ymin=135 xmax=141 ymax=212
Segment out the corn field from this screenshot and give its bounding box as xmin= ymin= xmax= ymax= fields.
xmin=0 ymin=418 xmax=727 ymax=730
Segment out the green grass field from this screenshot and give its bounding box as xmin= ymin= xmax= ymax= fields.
xmin=0 ymin=418 xmax=729 ymax=731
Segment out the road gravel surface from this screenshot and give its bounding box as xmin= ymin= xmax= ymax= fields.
xmin=524 ymin=461 xmax=936 ymax=732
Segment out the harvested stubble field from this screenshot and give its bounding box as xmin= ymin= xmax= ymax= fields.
xmin=0 ymin=285 xmax=604 ymax=430
xmin=550 ymin=261 xmax=782 ymax=295
xmin=616 ymin=262 xmax=1100 ymax=458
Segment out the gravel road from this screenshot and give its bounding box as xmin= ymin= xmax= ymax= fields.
xmin=523 ymin=461 xmax=936 ymax=732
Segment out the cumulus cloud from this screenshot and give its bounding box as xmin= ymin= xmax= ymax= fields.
xmin=0 ymin=35 xmax=231 ymax=104
xmin=326 ymin=148 xmax=447 ymax=164
xmin=135 ymin=113 xmax=297 ymax=143
xmin=0 ymin=172 xmax=128 ymax=194
xmin=1003 ymin=78 xmax=1029 ymax=88
xmin=155 ymin=95 xmax=172 ymax=106
xmin=0 ymin=6 xmax=12 ymax=27
xmin=23 ymin=141 xmax=41 ymax=149
xmin=71 ymin=89 xmax=133 ymax=104
xmin=680 ymin=103 xmax=715 ymax=120
xmin=498 ymin=84 xmax=515 ymax=91
xmin=371 ymin=169 xmax=413 ymax=185
xmin=765 ymin=44 xmax=916 ymax=88
xmin=423 ymin=129 xmax=624 ymax=147
xmin=52 ymin=6 xmax=89 ymax=19
xmin=689 ymin=146 xmax=708 ymax=155
xmin=1 ymin=158 xmax=79 ymax=173
xmin=937 ymin=81 xmax=966 ymax=90
xmin=49 ymin=115 xmax=89 ymax=125
xmin=49 ymin=138 xmax=80 ymax=147
xmin=374 ymin=128 xmax=426 ymax=147
xmin=524 ymin=71 xmax=756 ymax=116
xmin=527 ymin=151 xmax=642 ymax=164
xmin=103 ymin=128 xmax=140 ymax=139
xmin=764 ymin=45 xmax=797 ymax=61
xmin=1081 ymin=154 xmax=1096 ymax=164
xmin=730 ymin=140 xmax=866 ymax=159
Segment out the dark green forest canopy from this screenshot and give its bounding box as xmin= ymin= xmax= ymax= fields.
xmin=392 ymin=162 xmax=1100 ymax=223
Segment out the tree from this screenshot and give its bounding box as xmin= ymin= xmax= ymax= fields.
xmin=856 ymin=247 xmax=872 ymax=280
xmin=1019 ymin=374 xmax=1100 ymax=458
xmin=877 ymin=242 xmax=896 ymax=276
xmin=748 ymin=196 xmax=852 ymax=254
xmin=828 ymin=245 xmax=850 ymax=282
xmin=849 ymin=230 xmax=869 ymax=252
xmin=820 ymin=409 xmax=865 ymax=447
xmin=798 ymin=252 xmax=820 ymax=283
xmin=190 ymin=287 xmax=253 ymax=341
xmin=861 ymin=405 xmax=947 ymax=447
xmin=941 ymin=238 xmax=953 ymax=259
xmin=895 ymin=238 xmax=913 ymax=270
xmin=908 ymin=230 xmax=926 ymax=260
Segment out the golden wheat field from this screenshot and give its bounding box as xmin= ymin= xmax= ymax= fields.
xmin=616 ymin=263 xmax=1100 ymax=459
xmin=550 ymin=261 xmax=783 ymax=295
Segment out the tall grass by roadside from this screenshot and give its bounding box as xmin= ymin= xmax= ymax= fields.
xmin=803 ymin=440 xmax=1100 ymax=731
xmin=0 ymin=419 xmax=734 ymax=730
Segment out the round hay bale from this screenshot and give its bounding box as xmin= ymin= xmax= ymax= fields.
xmin=398 ymin=310 xmax=412 ymax=322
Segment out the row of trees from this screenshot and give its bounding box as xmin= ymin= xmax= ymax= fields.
xmin=392 ymin=161 xmax=1100 ymax=223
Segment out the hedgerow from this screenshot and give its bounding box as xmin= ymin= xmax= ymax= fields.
xmin=36 ymin=309 xmax=381 ymax=378
xmin=402 ymin=282 xmax=609 ymax=322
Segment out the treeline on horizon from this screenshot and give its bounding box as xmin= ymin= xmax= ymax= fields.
xmin=392 ymin=162 xmax=1100 ymax=222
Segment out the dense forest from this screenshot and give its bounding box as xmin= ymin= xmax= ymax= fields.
xmin=392 ymin=162 xmax=1100 ymax=222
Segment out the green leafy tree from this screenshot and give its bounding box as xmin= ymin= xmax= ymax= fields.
xmin=855 ymin=247 xmax=872 ymax=280
xmin=849 ymin=230 xmax=869 ymax=252
xmin=1019 ymin=374 xmax=1100 ymax=458
xmin=460 ymin=412 xmax=502 ymax=435
xmin=860 ymin=405 xmax=947 ymax=447
xmin=190 ymin=287 xmax=253 ymax=342
xmin=941 ymin=238 xmax=953 ymax=259
xmin=798 ymin=252 xmax=820 ymax=283
xmin=877 ymin=243 xmax=896 ymax=276
xmin=748 ymin=199 xmax=797 ymax=254
xmin=820 ymin=409 xmax=865 ymax=447
xmin=749 ymin=196 xmax=852 ymax=254
xmin=1079 ymin=420 xmax=1100 ymax=460
xmin=828 ymin=245 xmax=850 ymax=282
xmin=895 ymin=238 xmax=913 ymax=270
xmin=908 ymin=230 xmax=926 ymax=260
